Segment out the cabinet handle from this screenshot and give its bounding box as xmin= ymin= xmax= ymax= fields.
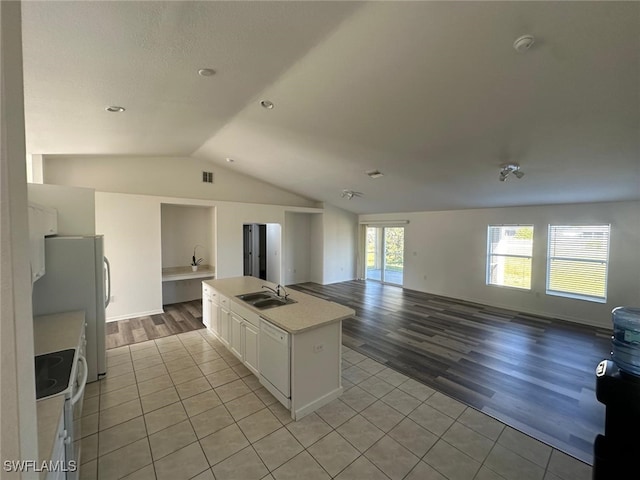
xmin=59 ymin=429 xmax=68 ymax=439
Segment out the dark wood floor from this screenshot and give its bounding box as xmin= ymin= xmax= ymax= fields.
xmin=289 ymin=280 xmax=611 ymax=465
xmin=105 ymin=300 xmax=204 ymax=349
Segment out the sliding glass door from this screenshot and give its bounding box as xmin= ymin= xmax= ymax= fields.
xmin=366 ymin=226 xmax=404 ymax=285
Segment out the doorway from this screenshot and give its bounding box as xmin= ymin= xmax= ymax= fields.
xmin=243 ymin=224 xmax=267 ymax=280
xmin=365 ymin=226 xmax=405 ymax=285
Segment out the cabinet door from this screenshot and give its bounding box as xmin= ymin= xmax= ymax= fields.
xmin=244 ymin=322 xmax=259 ymax=376
xmin=43 ymin=206 xmax=58 ymax=236
xmin=203 ymin=294 xmax=211 ymax=329
xmin=28 ymin=205 xmax=46 ymax=282
xmin=230 ymin=313 xmax=244 ymax=360
xmin=46 ymin=412 xmax=67 ymax=480
xmin=220 ymin=307 xmax=230 ymax=347
xmin=211 ymin=301 xmax=220 ymax=337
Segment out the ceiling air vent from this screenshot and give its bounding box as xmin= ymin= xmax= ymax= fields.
xmin=202 ymin=171 xmax=214 ymax=184
xmin=366 ymin=169 xmax=384 ymax=179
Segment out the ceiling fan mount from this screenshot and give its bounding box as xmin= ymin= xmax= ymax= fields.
xmin=499 ymin=163 xmax=525 ymax=182
xmin=341 ymin=189 xmax=363 ymax=200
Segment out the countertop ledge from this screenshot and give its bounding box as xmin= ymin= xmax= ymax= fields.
xmin=204 ymin=277 xmax=355 ymax=334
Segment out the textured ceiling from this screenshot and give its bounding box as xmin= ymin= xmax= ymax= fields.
xmin=22 ymin=1 xmax=639 ymax=214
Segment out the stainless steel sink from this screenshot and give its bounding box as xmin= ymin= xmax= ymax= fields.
xmin=235 ymin=291 xmax=297 ymax=309
xmin=236 ymin=291 xmax=274 ymax=302
xmin=252 ymin=297 xmax=297 ymax=310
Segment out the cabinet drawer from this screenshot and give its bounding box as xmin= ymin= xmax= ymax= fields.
xmin=230 ymin=300 xmax=259 ymax=328
xmin=219 ymin=295 xmax=229 ymax=308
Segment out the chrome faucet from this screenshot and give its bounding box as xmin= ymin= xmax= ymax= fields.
xmin=262 ymin=284 xmax=289 ymax=300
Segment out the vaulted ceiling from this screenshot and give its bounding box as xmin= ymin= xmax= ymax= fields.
xmin=21 ymin=1 xmax=639 ymax=214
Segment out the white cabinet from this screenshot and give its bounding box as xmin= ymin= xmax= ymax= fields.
xmin=202 ymin=285 xmax=212 ymax=329
xmin=29 ymin=204 xmax=46 ymax=282
xmin=228 ymin=311 xmax=259 ymax=375
xmin=230 ymin=312 xmax=243 ymax=360
xmin=219 ymin=295 xmax=230 ymax=347
xmin=202 ymin=283 xmax=260 ymax=376
xmin=28 ymin=202 xmax=58 ymax=283
xmin=244 ymin=322 xmax=259 ymax=375
xmin=201 ymin=284 xmax=227 ymax=344
xmin=211 ymin=292 xmax=220 ymax=337
xmin=229 ymin=302 xmax=260 ymax=376
xmin=47 ymin=407 xmax=68 ymax=480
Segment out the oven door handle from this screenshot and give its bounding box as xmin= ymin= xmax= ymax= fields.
xmin=71 ymin=355 xmax=88 ymax=406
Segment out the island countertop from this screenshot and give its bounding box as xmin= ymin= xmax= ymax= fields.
xmin=203 ymin=276 xmax=355 ymax=334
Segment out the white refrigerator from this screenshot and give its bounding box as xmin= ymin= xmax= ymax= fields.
xmin=32 ymin=235 xmax=111 ymax=383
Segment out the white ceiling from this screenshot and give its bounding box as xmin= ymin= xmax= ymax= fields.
xmin=22 ymin=1 xmax=639 ymax=214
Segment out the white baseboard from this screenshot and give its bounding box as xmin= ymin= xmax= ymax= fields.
xmin=106 ymin=309 xmax=164 ymax=322
xmin=293 ymin=386 xmax=343 ymax=421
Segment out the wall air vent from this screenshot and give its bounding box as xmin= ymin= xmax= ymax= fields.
xmin=202 ymin=171 xmax=214 ymax=184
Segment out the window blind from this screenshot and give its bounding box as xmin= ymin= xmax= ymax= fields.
xmin=546 ymin=225 xmax=610 ymax=302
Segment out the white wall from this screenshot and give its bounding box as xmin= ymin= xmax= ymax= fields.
xmin=266 ymin=223 xmax=281 ymax=284
xmin=310 ymin=213 xmax=324 ymax=284
xmin=321 ymin=203 xmax=359 ymax=284
xmin=360 ymin=201 xmax=640 ymax=328
xmin=44 ymin=155 xmax=318 ymax=208
xmin=96 ymin=193 xmax=163 ymax=321
xmin=284 ymin=212 xmax=313 ymax=285
xmin=27 ymin=183 xmax=95 ymax=235
xmin=217 ymin=204 xmax=287 ymax=280
xmin=95 ymin=189 xmax=322 ymax=320
xmin=1 ymin=0 xmax=39 ymax=469
xmin=161 ymin=204 xmax=214 ymax=268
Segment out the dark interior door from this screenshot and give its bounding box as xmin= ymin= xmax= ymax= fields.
xmin=258 ymin=224 xmax=267 ymax=280
xmin=243 ymin=224 xmax=252 ymax=276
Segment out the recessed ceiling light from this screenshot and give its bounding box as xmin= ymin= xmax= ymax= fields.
xmin=225 ymin=157 xmax=234 ymax=163
xmin=198 ymin=68 xmax=216 ymax=77
xmin=105 ymin=106 xmax=125 ymax=113
xmin=260 ymin=100 xmax=274 ymax=109
xmin=366 ymin=169 xmax=384 ymax=179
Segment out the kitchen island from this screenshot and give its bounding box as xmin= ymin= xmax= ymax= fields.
xmin=202 ymin=276 xmax=355 ymax=420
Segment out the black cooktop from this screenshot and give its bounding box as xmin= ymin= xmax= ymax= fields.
xmin=35 ymin=349 xmax=75 ymax=399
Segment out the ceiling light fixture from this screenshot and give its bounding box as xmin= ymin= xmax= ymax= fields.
xmin=341 ymin=189 xmax=363 ymax=200
xmin=198 ymin=68 xmax=216 ymax=77
xmin=260 ymin=100 xmax=274 ymax=109
xmin=499 ymin=163 xmax=525 ymax=182
xmin=105 ymin=106 xmax=125 ymax=113
xmin=225 ymin=157 xmax=234 ymax=163
xmin=366 ymin=169 xmax=384 ymax=179
xmin=513 ymin=34 xmax=535 ymax=53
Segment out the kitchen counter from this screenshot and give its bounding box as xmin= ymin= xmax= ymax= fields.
xmin=33 ymin=310 xmax=85 ymax=355
xmin=203 ymin=276 xmax=355 ymax=334
xmin=34 ymin=310 xmax=85 ymax=477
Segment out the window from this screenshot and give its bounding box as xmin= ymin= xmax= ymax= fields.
xmin=547 ymin=225 xmax=610 ymax=302
xmin=487 ymin=225 xmax=534 ymax=290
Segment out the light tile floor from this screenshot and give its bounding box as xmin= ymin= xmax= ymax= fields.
xmin=79 ymin=329 xmax=591 ymax=480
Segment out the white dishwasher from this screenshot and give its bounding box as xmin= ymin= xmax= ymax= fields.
xmin=259 ymin=319 xmax=290 ymax=407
